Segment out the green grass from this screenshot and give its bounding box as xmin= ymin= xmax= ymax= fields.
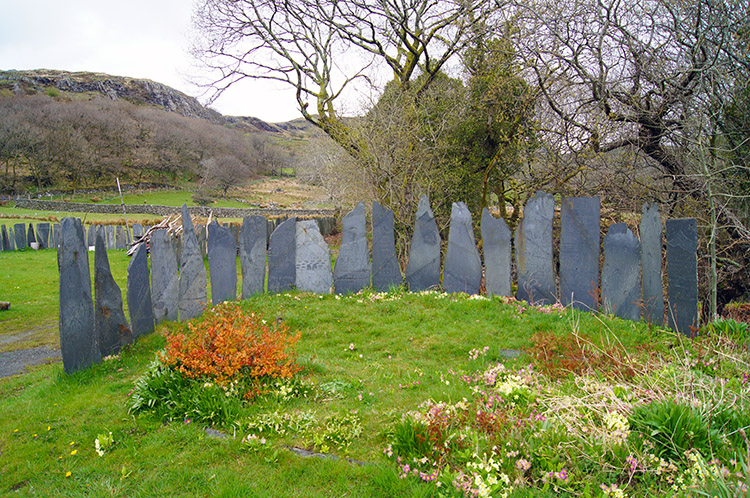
xmin=65 ymin=189 xmax=253 ymax=209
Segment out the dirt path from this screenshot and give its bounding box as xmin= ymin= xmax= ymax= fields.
xmin=0 ymin=346 xmax=60 ymax=378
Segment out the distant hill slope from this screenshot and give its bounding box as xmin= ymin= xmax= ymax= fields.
xmin=0 ymin=69 xmax=319 ymax=137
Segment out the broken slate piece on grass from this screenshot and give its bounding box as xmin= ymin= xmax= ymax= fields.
xmin=95 ymin=232 xmax=132 ymax=356
xmin=481 ymin=208 xmax=512 ymax=297
xmin=105 ymin=225 xmax=115 ymax=250
xmin=372 ymin=201 xmax=402 ymax=292
xmin=443 ymin=202 xmax=481 ymax=295
xmin=560 ymin=197 xmax=600 ymax=310
xmin=127 ymin=243 xmax=155 ymax=338
xmin=27 ymin=224 xmax=36 ymax=247
xmin=405 ymin=195 xmax=441 ymax=291
xmin=641 ymin=203 xmax=665 ymax=325
xmin=58 ymin=217 xmax=100 ymax=374
xmin=296 ymin=220 xmax=332 ymax=294
xmin=178 ymin=204 xmax=207 ymax=320
xmin=240 ymin=215 xmax=267 ymax=298
xmin=151 ymin=229 xmax=179 ymax=323
xmin=667 ymin=218 xmax=698 ymax=335
xmin=515 ymin=191 xmax=556 ymax=305
xmin=208 ymin=221 xmax=237 ymax=305
xmin=14 ymin=223 xmax=27 ymax=249
xmin=268 ymin=218 xmax=296 ymax=293
xmin=601 ymin=223 xmax=641 ymax=321
xmin=334 ymin=202 xmax=371 ymax=294
xmin=37 ymin=223 xmax=50 ymax=249
xmin=116 ymin=225 xmax=126 ymax=249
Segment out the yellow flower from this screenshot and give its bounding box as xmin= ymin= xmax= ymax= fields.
xmin=65 ymin=471 xmax=72 ymax=478
xmin=13 ymin=429 xmax=18 ymax=433
xmin=47 ymin=426 xmax=51 ymax=431
xmin=69 ymin=441 xmax=75 ymax=446
xmin=33 ymin=434 xmax=38 ymax=438
xmin=70 ymin=449 xmax=78 ymax=455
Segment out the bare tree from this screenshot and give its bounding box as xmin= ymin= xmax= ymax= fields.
xmin=201 ymin=154 xmax=252 ymax=196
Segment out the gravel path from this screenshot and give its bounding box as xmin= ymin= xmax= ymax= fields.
xmin=0 ymin=346 xmax=61 ymax=378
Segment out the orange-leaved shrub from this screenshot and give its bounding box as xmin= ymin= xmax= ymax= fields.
xmin=164 ymin=302 xmax=302 ymax=384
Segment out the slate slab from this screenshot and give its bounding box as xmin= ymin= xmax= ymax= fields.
xmin=372 ymin=201 xmax=403 ymax=291
xmin=37 ymin=223 xmax=51 ymax=249
xmin=58 ymin=217 xmax=100 ymax=374
xmin=116 ymin=226 xmax=127 ymax=249
xmin=641 ymin=203 xmax=665 ymax=325
xmin=296 ymin=220 xmax=332 ymax=294
xmin=196 ymin=225 xmax=207 ymax=258
xmin=443 ymin=202 xmax=482 ymax=295
xmin=127 ymin=243 xmax=155 ymax=338
xmin=240 ymin=215 xmax=267 ymax=297
xmin=405 ymin=195 xmax=441 ymax=291
xmin=105 ymin=225 xmax=115 ymax=250
xmin=208 ymin=221 xmax=238 ymax=304
xmin=601 ymin=223 xmax=641 ymax=321
xmin=515 ymin=191 xmax=556 ymax=304
xmin=27 ymin=224 xmax=36 ymax=247
xmin=334 ymin=202 xmax=371 ymax=294
xmin=14 ymin=223 xmax=27 ymax=249
xmin=1 ymin=225 xmax=11 ymax=251
xmin=560 ymin=197 xmax=600 ymax=310
xmin=481 ymin=208 xmax=512 ymax=297
xmin=268 ymin=218 xmax=296 ymax=293
xmin=53 ymin=224 xmax=60 ymax=249
xmin=151 ymin=229 xmax=179 ymax=323
xmin=178 ymin=205 xmax=208 ymax=320
xmin=667 ymin=218 xmax=698 ymax=335
xmin=132 ymin=223 xmax=144 ymax=240
xmin=95 ymin=232 xmax=132 ymax=356
xmin=87 ymin=225 xmax=97 ymax=248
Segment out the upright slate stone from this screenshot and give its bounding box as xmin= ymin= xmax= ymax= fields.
xmin=405 ymin=195 xmax=441 ymax=291
xmin=443 ymin=202 xmax=481 ymax=295
xmin=240 ymin=215 xmax=267 ymax=297
xmin=27 ymin=224 xmax=36 ymax=246
xmin=208 ymin=221 xmax=237 ymax=304
xmin=87 ymin=225 xmax=97 ymax=248
xmin=105 ymin=225 xmax=115 ymax=249
xmin=601 ymin=223 xmax=641 ymax=321
xmin=8 ymin=225 xmax=16 ymax=250
xmin=372 ymin=201 xmax=403 ymax=291
xmin=334 ymin=202 xmax=371 ymax=294
xmin=151 ymin=229 xmax=179 ymax=323
xmin=667 ymin=219 xmax=698 ymax=335
xmin=641 ymin=203 xmax=665 ymax=325
xmin=197 ymin=225 xmax=207 ymax=258
xmin=94 ymin=233 xmax=132 ymax=356
xmin=132 ymin=223 xmax=144 ymax=240
xmin=37 ymin=223 xmax=51 ymax=249
xmin=481 ymin=208 xmax=512 ymax=297
xmin=58 ymin=217 xmax=100 ymax=373
xmin=178 ymin=205 xmax=208 ymax=320
xmin=268 ymin=218 xmax=296 ymax=293
xmin=230 ymin=224 xmax=240 ymax=254
xmin=127 ymin=243 xmax=155 ymax=338
xmin=560 ymin=197 xmax=600 ymax=310
xmin=1 ymin=225 xmax=11 ymax=251
xmin=515 ymin=191 xmax=556 ymax=304
xmin=116 ymin=226 xmax=127 ymax=249
xmin=295 ymin=220 xmax=332 ymax=293
xmin=53 ymin=224 xmax=60 ymax=249
xmin=14 ymin=223 xmax=27 ymax=249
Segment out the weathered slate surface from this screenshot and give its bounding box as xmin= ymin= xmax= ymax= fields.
xmin=1 ymin=224 xmax=11 ymax=251
xmin=405 ymin=195 xmax=441 ymax=291
xmin=178 ymin=204 xmax=208 ymax=320
xmin=151 ymin=229 xmax=179 ymax=323
xmin=333 ymin=202 xmax=371 ymax=294
xmin=127 ymin=243 xmax=155 ymax=338
xmin=87 ymin=225 xmax=97 ymax=248
xmin=372 ymin=201 xmax=402 ymax=291
xmin=105 ymin=225 xmax=115 ymax=250
xmin=27 ymin=224 xmax=36 ymax=246
xmin=58 ymin=217 xmax=100 ymax=374
xmin=666 ymin=218 xmax=698 ymax=335
xmin=515 ymin=191 xmax=556 ymax=304
xmin=481 ymin=208 xmax=512 ymax=297
xmin=443 ymin=202 xmax=481 ymax=295
xmin=116 ymin=226 xmax=127 ymax=249
xmin=94 ymin=232 xmax=132 ymax=356
xmin=295 ymin=220 xmax=332 ymax=294
xmin=240 ymin=215 xmax=267 ymax=298
xmin=601 ymin=223 xmax=641 ymax=321
xmin=132 ymin=223 xmax=144 ymax=240
xmin=53 ymin=224 xmax=60 ymax=249
xmin=641 ymin=203 xmax=665 ymax=325
xmin=268 ymin=218 xmax=296 ymax=293
xmin=560 ymin=197 xmax=600 ymax=310
xmin=14 ymin=223 xmax=27 ymax=249
xmin=208 ymin=221 xmax=237 ymax=305
xmin=37 ymin=223 xmax=51 ymax=249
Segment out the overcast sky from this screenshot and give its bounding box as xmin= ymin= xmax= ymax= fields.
xmin=0 ymin=0 xmax=301 ymax=122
